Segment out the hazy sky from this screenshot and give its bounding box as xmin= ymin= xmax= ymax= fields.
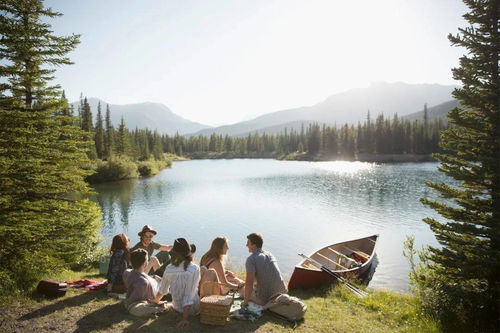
xmin=46 ymin=0 xmax=467 ymax=126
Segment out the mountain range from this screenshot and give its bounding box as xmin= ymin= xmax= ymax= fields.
xmin=403 ymin=99 xmax=459 ymax=122
xmin=75 ymin=82 xmax=459 ymax=137
xmin=70 ymin=98 xmax=210 ymax=135
xmin=188 ymin=82 xmax=457 ymax=136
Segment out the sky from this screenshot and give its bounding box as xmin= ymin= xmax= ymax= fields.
xmin=46 ymin=0 xmax=467 ymax=126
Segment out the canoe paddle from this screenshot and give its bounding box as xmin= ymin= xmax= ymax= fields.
xmin=298 ymin=253 xmax=368 ymax=298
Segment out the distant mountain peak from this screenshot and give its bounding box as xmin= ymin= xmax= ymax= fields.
xmin=70 ymin=98 xmax=211 ymax=135
xmin=188 ymin=82 xmax=457 ymax=137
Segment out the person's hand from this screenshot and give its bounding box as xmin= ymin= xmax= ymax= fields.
xmin=177 ymin=319 xmax=189 ymax=328
xmin=166 ymin=245 xmax=173 ymax=251
xmin=153 ymin=275 xmax=162 ymax=282
xmin=225 ymin=270 xmax=235 ymax=278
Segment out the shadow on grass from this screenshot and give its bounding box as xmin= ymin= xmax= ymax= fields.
xmin=18 ymin=290 xmax=109 ymax=321
xmin=17 ymin=289 xmax=305 ymax=332
xmin=74 ymin=302 xmax=137 ymax=333
xmin=74 ymin=303 xmax=301 ymax=333
xmin=290 ymin=285 xmax=334 ymax=301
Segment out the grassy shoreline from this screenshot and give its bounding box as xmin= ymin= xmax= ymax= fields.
xmin=278 ymin=152 xmax=435 ymax=163
xmin=0 ymin=268 xmax=439 ymax=333
xmin=86 ymin=153 xmax=189 ymax=185
xmin=185 ymin=151 xmax=435 ymax=163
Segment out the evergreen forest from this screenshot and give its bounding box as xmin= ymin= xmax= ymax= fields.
xmin=80 ymin=97 xmax=447 ymax=171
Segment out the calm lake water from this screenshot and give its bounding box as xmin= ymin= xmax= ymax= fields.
xmin=93 ymin=159 xmax=449 ymax=291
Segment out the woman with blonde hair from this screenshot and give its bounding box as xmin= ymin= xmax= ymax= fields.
xmin=200 ymin=236 xmax=244 ymax=293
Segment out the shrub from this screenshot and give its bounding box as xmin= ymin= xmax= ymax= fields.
xmin=403 ymin=236 xmax=489 ymax=332
xmin=137 ymin=160 xmax=157 ymax=177
xmin=87 ymin=157 xmax=138 ymax=183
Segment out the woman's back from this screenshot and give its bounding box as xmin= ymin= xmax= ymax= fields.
xmin=107 ymin=249 xmax=128 ymax=284
xmin=160 ymin=263 xmax=201 ymax=314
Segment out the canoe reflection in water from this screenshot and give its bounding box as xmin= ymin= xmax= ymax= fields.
xmin=288 ymin=235 xmax=379 ymax=290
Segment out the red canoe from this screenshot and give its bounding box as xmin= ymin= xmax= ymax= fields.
xmin=288 ymin=234 xmax=378 ymax=290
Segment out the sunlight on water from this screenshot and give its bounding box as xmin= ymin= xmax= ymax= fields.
xmin=310 ymin=161 xmax=375 ymax=174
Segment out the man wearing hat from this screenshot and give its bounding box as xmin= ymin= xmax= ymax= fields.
xmin=130 ymin=225 xmax=172 ymax=274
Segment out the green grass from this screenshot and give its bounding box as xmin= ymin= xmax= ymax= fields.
xmin=164 ymin=153 xmax=190 ymax=161
xmin=0 ymin=269 xmax=439 ymax=332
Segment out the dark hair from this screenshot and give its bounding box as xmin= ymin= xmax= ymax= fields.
xmin=130 ymin=248 xmax=148 ymax=269
xmin=170 ymin=250 xmax=194 ymax=271
xmin=247 ymin=233 xmax=263 ymax=248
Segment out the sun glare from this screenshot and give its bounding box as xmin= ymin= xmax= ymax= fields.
xmin=311 ymin=161 xmax=375 ymax=174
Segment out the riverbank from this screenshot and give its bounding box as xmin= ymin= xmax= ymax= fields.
xmin=186 ymin=151 xmax=279 ymax=159
xmin=279 ymin=152 xmax=436 ymax=162
xmin=86 ymin=153 xmax=188 ymax=184
xmin=0 ymin=269 xmax=439 ymax=333
xmin=185 ymin=151 xmax=435 ymax=163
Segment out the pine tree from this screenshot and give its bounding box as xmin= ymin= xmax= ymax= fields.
xmin=104 ymin=104 xmax=114 ymax=159
xmin=306 ymin=123 xmax=321 ymax=155
xmin=81 ymin=97 xmax=93 ymax=132
xmin=115 ymin=117 xmax=130 ymax=156
xmin=94 ymin=102 xmax=105 ymax=159
xmin=58 ymin=90 xmax=71 ymax=116
xmin=0 ymin=0 xmax=102 ymax=292
xmin=152 ymin=131 xmax=164 ymax=160
xmin=419 ymin=1 xmax=500 ymax=330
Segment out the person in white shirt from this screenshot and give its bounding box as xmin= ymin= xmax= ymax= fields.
xmin=154 ymin=238 xmax=217 ymax=328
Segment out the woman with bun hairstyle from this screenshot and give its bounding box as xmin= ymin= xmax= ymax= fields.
xmin=153 ymin=238 xmax=218 ymax=328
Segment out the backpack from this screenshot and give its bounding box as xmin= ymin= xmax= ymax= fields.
xmin=37 ymin=280 xmax=67 ymax=298
xmin=264 ymin=294 xmax=307 ymax=321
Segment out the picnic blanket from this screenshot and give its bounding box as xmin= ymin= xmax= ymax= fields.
xmin=66 ymin=279 xmax=108 ymax=290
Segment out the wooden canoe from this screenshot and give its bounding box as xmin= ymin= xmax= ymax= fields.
xmin=288 ymin=234 xmax=378 ymax=290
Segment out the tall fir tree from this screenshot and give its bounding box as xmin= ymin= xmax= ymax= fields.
xmin=81 ymin=97 xmax=93 ymax=132
xmin=104 ymin=104 xmax=114 ymax=159
xmin=115 ymin=117 xmax=129 ymax=156
xmin=80 ymin=97 xmax=96 ymax=159
xmin=0 ymin=0 xmax=102 ymax=292
xmin=306 ymin=123 xmax=321 ymax=155
xmin=94 ymin=102 xmax=105 ymax=159
xmin=419 ymin=1 xmax=500 ymax=330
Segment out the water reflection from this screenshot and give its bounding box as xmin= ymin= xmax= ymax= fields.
xmin=360 ymin=254 xmax=379 ymax=286
xmin=92 ymin=159 xmax=451 ymax=291
xmin=311 ymin=161 xmax=375 ymax=174
xmin=93 ymin=179 xmax=138 ymax=237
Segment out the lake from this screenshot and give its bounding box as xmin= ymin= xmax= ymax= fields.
xmin=93 ymin=159 xmax=449 ymax=291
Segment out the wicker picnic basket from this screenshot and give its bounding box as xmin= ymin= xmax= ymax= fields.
xmin=200 ymin=294 xmax=234 ymax=326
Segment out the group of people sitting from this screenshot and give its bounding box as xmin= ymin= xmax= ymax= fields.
xmin=106 ymin=225 xmax=287 ymax=328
